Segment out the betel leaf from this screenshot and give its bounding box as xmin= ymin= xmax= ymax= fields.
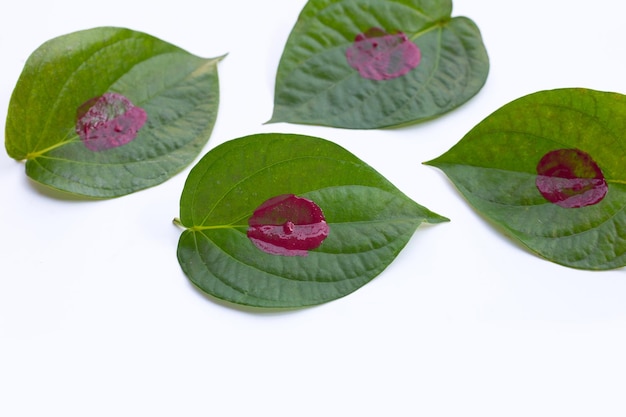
xmin=425 ymin=88 xmax=626 ymax=270
xmin=5 ymin=27 xmax=222 ymax=198
xmin=175 ymin=133 xmax=448 ymax=308
xmin=268 ymin=0 xmax=489 ymax=129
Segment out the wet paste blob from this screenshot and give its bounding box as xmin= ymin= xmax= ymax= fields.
xmin=76 ymin=92 xmax=147 ymax=151
xmin=345 ymin=27 xmax=421 ymax=80
xmin=247 ymin=194 xmax=330 ymax=256
xmin=535 ymin=148 xmax=608 ymax=208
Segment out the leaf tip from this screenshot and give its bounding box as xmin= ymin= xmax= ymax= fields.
xmin=265 ymin=109 xmax=286 ymax=125
xmin=422 ymin=158 xmax=439 ymax=168
xmin=420 ymin=207 xmax=450 ymax=224
xmin=429 ymin=214 xmax=450 ymax=224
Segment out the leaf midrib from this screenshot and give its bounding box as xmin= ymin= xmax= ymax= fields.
xmin=187 ymin=215 xmax=420 ymax=232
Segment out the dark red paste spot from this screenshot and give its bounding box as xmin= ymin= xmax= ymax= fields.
xmin=536 ymin=148 xmax=607 ymax=208
xmin=76 ymin=92 xmax=147 ymax=151
xmin=247 ymin=194 xmax=330 ymax=257
xmin=345 ymin=27 xmax=421 ymax=81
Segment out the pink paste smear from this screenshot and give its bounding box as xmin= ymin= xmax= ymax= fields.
xmin=535 ymin=148 xmax=607 ymax=208
xmin=346 ymin=27 xmax=421 ymax=80
xmin=247 ymin=194 xmax=330 ymax=257
xmin=76 ymin=92 xmax=147 ymax=151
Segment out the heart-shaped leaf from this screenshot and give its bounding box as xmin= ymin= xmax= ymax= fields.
xmin=5 ymin=27 xmax=222 ymax=198
xmin=175 ymin=133 xmax=448 ymax=308
xmin=425 ymin=88 xmax=626 ymax=270
xmin=269 ymin=0 xmax=489 ymax=129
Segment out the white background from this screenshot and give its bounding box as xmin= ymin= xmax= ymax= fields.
xmin=2 ymin=1 xmax=626 ymax=416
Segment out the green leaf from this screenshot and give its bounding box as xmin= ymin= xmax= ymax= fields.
xmin=425 ymin=88 xmax=626 ymax=270
xmin=5 ymin=26 xmax=222 ymax=198
xmin=176 ymin=133 xmax=448 ymax=308
xmin=269 ymin=0 xmax=489 ymax=129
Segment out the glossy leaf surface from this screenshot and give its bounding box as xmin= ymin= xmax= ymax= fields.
xmin=5 ymin=27 xmax=221 ymax=197
xmin=176 ymin=133 xmax=448 ymax=308
xmin=269 ymin=0 xmax=489 ymax=129
xmin=426 ymin=88 xmax=626 ymax=270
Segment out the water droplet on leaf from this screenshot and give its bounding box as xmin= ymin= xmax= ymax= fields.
xmin=345 ymin=27 xmax=421 ymax=81
xmin=536 ymin=148 xmax=607 ymax=208
xmin=76 ymin=92 xmax=147 ymax=151
xmin=247 ymin=194 xmax=330 ymax=256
